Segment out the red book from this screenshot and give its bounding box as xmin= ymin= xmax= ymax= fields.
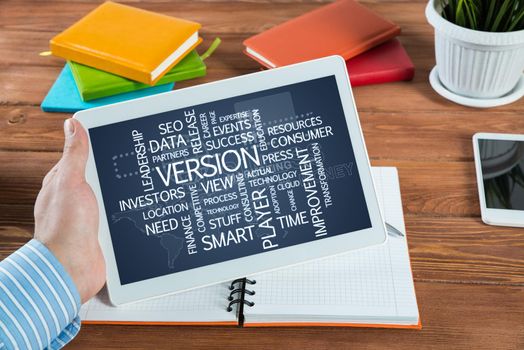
xmin=243 ymin=0 xmax=400 ymax=68
xmin=347 ymin=39 xmax=415 ymax=86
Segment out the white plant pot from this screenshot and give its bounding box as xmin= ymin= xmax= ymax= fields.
xmin=426 ymin=0 xmax=524 ymax=99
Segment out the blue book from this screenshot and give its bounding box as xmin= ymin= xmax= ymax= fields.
xmin=41 ymin=64 xmax=174 ymax=113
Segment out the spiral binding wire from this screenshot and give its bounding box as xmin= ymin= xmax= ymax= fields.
xmin=229 ymin=278 xmax=256 ymax=290
xmin=228 ymin=288 xmax=255 ymax=301
xmin=226 ymin=278 xmax=256 ymax=314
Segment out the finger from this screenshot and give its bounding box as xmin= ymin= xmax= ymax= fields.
xmin=59 ymin=118 xmax=89 ymax=183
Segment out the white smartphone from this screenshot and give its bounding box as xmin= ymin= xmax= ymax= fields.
xmin=473 ymin=133 xmax=524 ymax=228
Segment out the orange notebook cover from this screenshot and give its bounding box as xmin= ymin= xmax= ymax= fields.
xmin=80 ymin=168 xmax=420 ymax=329
xmin=243 ymin=0 xmax=400 ymax=68
xmin=50 ymin=1 xmax=201 ymax=85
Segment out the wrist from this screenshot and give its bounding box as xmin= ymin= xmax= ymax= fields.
xmin=34 ymin=237 xmax=86 ymax=304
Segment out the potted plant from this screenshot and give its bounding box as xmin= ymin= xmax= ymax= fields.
xmin=426 ymin=0 xmax=524 ymax=106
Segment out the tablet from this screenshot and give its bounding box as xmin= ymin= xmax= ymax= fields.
xmin=473 ymin=132 xmax=524 ymax=228
xmin=75 ymin=55 xmax=387 ymax=305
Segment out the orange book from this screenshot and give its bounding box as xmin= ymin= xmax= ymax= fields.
xmin=243 ymin=0 xmax=400 ymax=68
xmin=50 ymin=1 xmax=201 ymax=85
xmin=80 ymin=168 xmax=420 ymax=329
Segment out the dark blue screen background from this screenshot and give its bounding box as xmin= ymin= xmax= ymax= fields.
xmin=89 ymin=76 xmax=371 ymax=285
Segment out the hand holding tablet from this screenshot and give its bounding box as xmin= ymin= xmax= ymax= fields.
xmin=75 ymin=56 xmax=387 ymax=305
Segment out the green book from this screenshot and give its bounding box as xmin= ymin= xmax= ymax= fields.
xmin=69 ymin=50 xmax=206 ymax=101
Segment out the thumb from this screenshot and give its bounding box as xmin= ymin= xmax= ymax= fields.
xmin=60 ymin=118 xmax=89 ymax=182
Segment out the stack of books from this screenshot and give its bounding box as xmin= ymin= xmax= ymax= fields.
xmin=42 ymin=1 xmax=217 ymax=112
xmin=243 ymin=0 xmax=415 ymax=87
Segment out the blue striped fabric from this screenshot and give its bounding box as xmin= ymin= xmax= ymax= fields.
xmin=0 ymin=239 xmax=81 ymax=349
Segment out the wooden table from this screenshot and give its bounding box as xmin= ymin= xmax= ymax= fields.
xmin=1 ymin=0 xmax=523 ymax=348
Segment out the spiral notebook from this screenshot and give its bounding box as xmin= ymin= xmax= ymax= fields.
xmin=79 ymin=167 xmax=420 ymax=328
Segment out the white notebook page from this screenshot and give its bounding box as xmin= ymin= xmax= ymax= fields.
xmin=243 ymin=167 xmax=419 ymax=324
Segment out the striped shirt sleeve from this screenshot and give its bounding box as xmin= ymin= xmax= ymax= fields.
xmin=0 ymin=239 xmax=82 ymax=350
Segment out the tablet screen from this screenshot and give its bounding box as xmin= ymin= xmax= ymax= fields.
xmin=478 ymin=139 xmax=524 ymax=210
xmin=89 ymin=75 xmax=371 ymax=285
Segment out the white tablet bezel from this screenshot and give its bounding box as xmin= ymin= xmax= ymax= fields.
xmin=473 ymin=132 xmax=524 ymax=228
xmin=74 ymin=55 xmax=387 ymax=305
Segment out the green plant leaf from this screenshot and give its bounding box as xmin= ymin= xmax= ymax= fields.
xmin=508 ymin=7 xmax=524 ymax=31
xmin=445 ymin=0 xmax=456 ymax=21
xmin=491 ymin=0 xmax=513 ymax=31
xmin=463 ymin=0 xmax=479 ymax=29
xmin=441 ymin=0 xmax=524 ymax=32
xmin=502 ymin=1 xmax=517 ymax=31
xmin=441 ymin=0 xmax=452 ymax=21
xmin=454 ymin=1 xmax=462 ymax=26
xmin=483 ymin=0 xmax=498 ymax=30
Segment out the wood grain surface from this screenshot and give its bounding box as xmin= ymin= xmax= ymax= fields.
xmin=0 ymin=0 xmax=523 ymax=349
